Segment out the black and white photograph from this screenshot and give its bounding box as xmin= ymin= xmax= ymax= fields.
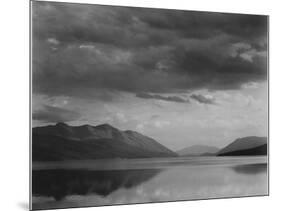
xmin=31 ymin=1 xmax=268 ymax=210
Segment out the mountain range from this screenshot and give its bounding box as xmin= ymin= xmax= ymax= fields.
xmin=176 ymin=136 xmax=267 ymax=157
xmin=32 ymin=123 xmax=177 ymax=161
xmin=176 ymin=145 xmax=219 ymax=156
xmin=32 ymin=123 xmax=268 ymax=161
xmin=217 ymin=136 xmax=267 ymax=156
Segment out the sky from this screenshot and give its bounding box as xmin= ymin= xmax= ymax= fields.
xmin=32 ymin=1 xmax=268 ymax=150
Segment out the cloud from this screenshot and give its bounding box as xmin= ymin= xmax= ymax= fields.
xmin=190 ymin=94 xmax=216 ymax=104
xmin=136 ymin=93 xmax=189 ymax=103
xmin=242 ymin=82 xmax=259 ymax=89
xmin=33 ymin=105 xmax=81 ymax=123
xmin=32 ymin=2 xmax=267 ymax=48
xmin=47 ymin=37 xmax=60 ymax=45
xmin=153 ymin=120 xmax=171 ymax=128
xmin=32 ymin=1 xmax=268 ymax=99
xmin=150 ymin=114 xmax=160 ymax=120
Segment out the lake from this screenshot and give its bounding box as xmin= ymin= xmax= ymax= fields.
xmin=32 ymin=156 xmax=268 ymax=210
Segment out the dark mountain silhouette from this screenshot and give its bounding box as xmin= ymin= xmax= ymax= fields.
xmin=218 ymin=144 xmax=267 ymax=156
xmin=32 ymin=123 xmax=177 ymax=161
xmin=217 ymin=136 xmax=267 ymax=156
xmin=176 ymin=145 xmax=219 ymax=156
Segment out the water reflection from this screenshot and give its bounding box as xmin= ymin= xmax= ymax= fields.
xmin=32 ymin=157 xmax=268 ymax=210
xmin=32 ymin=168 xmax=162 ymax=201
xmin=231 ymin=164 xmax=267 ymax=175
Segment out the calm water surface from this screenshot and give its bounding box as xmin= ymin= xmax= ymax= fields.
xmin=32 ymin=156 xmax=268 ymax=210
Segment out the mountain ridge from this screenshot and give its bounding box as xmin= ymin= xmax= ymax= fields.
xmin=32 ymin=122 xmax=177 ymax=161
xmin=177 ymin=144 xmax=219 ymax=156
xmin=217 ymin=136 xmax=267 ymax=156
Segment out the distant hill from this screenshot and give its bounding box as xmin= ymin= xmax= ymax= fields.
xmin=32 ymin=123 xmax=177 ymax=161
xmin=217 ymin=136 xmax=267 ymax=156
xmin=218 ymin=144 xmax=267 ymax=156
xmin=176 ymin=145 xmax=219 ymax=156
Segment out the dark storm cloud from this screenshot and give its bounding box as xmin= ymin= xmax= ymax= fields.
xmin=32 ymin=1 xmax=268 ymax=99
xmin=190 ymin=94 xmax=216 ymax=105
xmin=136 ymin=93 xmax=189 ymax=103
xmin=32 ymin=2 xmax=267 ymax=48
xmin=33 ymin=105 xmax=81 ymax=123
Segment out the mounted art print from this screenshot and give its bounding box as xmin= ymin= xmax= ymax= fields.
xmin=31 ymin=1 xmax=269 ymax=210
